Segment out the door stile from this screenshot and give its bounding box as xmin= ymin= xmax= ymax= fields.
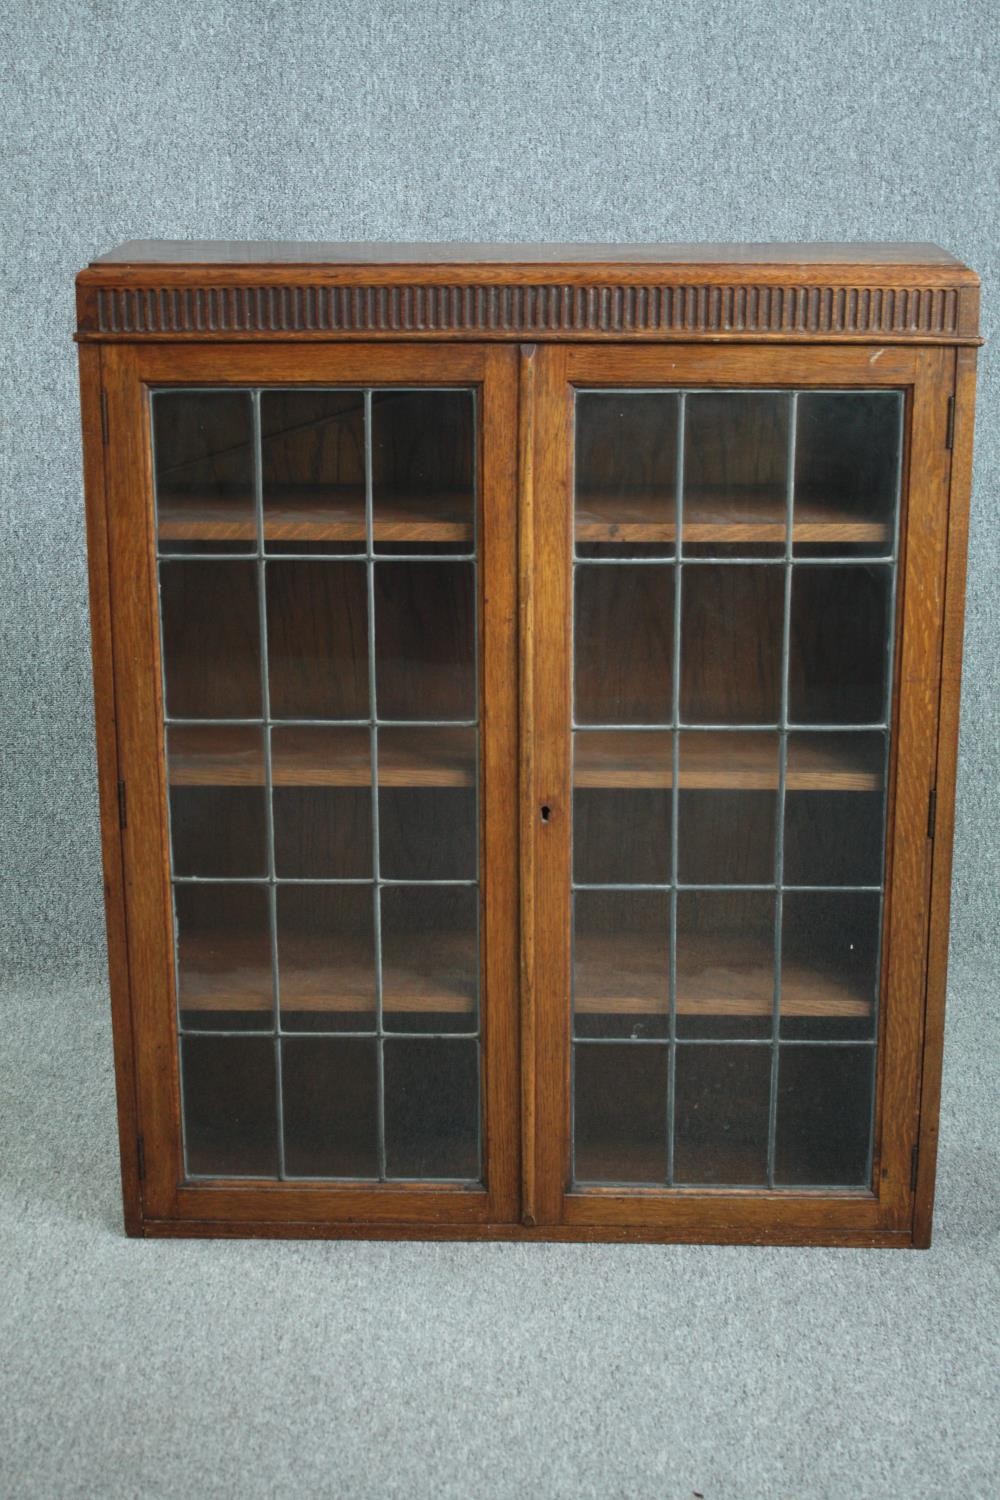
xmin=518 ymin=342 xmax=538 ymax=1225
xmin=477 ymin=345 xmax=521 ymax=1225
xmin=102 ymin=342 xmax=183 ymax=1219
xmin=523 ymin=345 xmax=573 ymax=1227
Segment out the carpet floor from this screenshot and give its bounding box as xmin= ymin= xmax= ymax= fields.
xmin=1 ymin=952 xmax=997 ymax=1499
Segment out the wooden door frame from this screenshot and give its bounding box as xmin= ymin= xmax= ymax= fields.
xmin=521 ymin=340 xmax=959 ymax=1244
xmin=94 ymin=340 xmax=520 ymax=1232
xmin=80 ymin=332 xmax=971 ymax=1245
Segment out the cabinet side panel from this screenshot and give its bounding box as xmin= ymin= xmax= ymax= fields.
xmin=914 ymin=347 xmax=976 ymax=1247
xmin=878 ymin=347 xmax=954 ymax=1228
xmin=78 ymin=342 xmax=143 ymax=1234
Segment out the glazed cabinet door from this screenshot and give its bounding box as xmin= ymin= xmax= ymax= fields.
xmin=524 ymin=343 xmax=954 ymax=1241
xmin=103 ymin=343 xmax=518 ymax=1230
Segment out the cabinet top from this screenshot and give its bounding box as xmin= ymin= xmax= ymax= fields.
xmin=92 ymin=239 xmax=973 ymax=270
xmin=76 ymin=241 xmax=980 ymax=344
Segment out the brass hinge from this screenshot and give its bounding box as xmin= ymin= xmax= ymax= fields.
xmin=117 ymin=778 xmax=127 ymax=830
xmin=136 ymin=1134 xmax=146 ymax=1182
xmin=945 ymin=394 xmax=955 ymax=450
xmin=100 ymin=388 xmax=109 ymax=445
xmin=910 ymin=1143 xmax=919 ymax=1192
xmin=927 ymin=786 xmax=937 ymax=840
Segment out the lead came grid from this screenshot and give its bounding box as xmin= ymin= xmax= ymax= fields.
xmin=154 ymin=385 xmax=482 ymax=1184
xmin=571 ymin=386 xmax=903 ymax=1190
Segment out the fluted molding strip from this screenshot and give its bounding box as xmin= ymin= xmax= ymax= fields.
xmin=82 ymin=281 xmax=969 ymax=339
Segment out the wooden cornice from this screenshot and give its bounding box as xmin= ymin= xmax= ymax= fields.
xmin=76 ymin=243 xmax=981 ymax=344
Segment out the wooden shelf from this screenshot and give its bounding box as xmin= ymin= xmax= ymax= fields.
xmin=574 ymin=731 xmax=882 ymax=791
xmin=575 ymin=932 xmax=870 ymax=1018
xmin=575 ymin=486 xmax=888 ymax=544
xmin=179 ymin=932 xmax=477 ymax=1015
xmin=178 ymin=929 xmax=867 ymax=1020
xmin=161 ymin=485 xmax=885 ymax=547
xmin=158 ymin=486 xmax=473 ymax=544
xmin=168 ymin=725 xmax=878 ymax=792
xmin=168 ymin=725 xmax=474 ymax=788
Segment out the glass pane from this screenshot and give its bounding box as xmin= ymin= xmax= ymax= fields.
xmin=272 ymin=726 xmax=372 ymax=880
xmin=789 ymin=565 xmax=891 ymax=724
xmin=574 ymin=788 xmax=671 ymax=884
xmin=673 ymin=1044 xmax=771 ymax=1184
xmin=373 ymin=390 xmax=474 ymax=556
xmin=182 ymin=1036 xmax=277 ymax=1177
xmin=676 ymin=891 xmax=774 ymax=1039
xmin=262 ymin=389 xmax=365 ymax=556
xmin=677 ymin=789 xmax=775 ymax=884
xmin=378 ymin=727 xmax=476 ymax=881
xmin=154 ymin=391 xmax=255 ymax=555
xmin=680 ymin=566 xmax=783 ymax=723
xmin=574 ymin=392 xmax=678 ymax=559
xmin=573 ymin=890 xmax=670 ymax=1039
xmin=382 ymin=885 xmax=478 ymax=1034
xmin=158 ymin=384 xmax=483 ymax=1188
xmin=383 ymin=1039 xmax=479 ymax=1179
xmin=271 ymin=723 xmax=370 ymax=784
xmin=573 ymin=730 xmax=672 ymax=881
xmin=266 ymin=560 xmax=368 ymax=719
xmin=375 ymin=562 xmax=475 ymax=719
xmin=570 ymin=383 xmax=901 ymax=1195
xmin=282 ymin=1038 xmax=379 ymax=1177
xmin=783 ymin=731 xmax=887 ymax=888
xmin=774 ymin=1045 xmax=873 ymax=1186
xmin=167 ymin=724 xmax=267 ymax=877
xmin=277 ymin=884 xmax=375 ymax=1033
xmin=677 ymin=731 xmax=778 ymax=885
xmin=573 ymin=1043 xmax=668 ymax=1184
xmin=794 ymin=392 xmax=901 ymax=558
xmin=785 ymin=728 xmax=886 ymax=789
xmin=575 ymin=564 xmax=673 ymax=724
xmin=160 ymin=561 xmax=262 ymax=718
xmin=684 ymin=392 xmax=790 ymax=557
xmin=781 ymin=891 xmax=880 ymax=1040
xmin=175 ymin=883 xmax=272 ymax=1031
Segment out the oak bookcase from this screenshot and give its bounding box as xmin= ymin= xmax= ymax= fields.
xmin=75 ymin=242 xmax=979 ymax=1245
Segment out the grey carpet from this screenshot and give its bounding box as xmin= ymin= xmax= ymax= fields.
xmin=1 ymin=950 xmax=996 ymax=1500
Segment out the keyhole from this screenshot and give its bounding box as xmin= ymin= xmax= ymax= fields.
xmin=540 ymin=804 xmax=551 ymax=823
